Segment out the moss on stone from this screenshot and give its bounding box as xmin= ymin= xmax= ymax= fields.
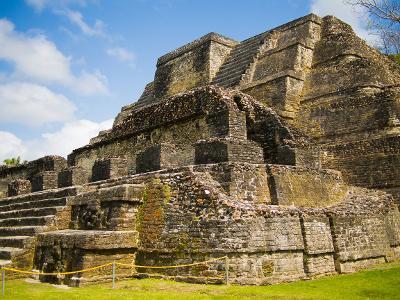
xmin=262 ymin=260 xmax=274 ymax=277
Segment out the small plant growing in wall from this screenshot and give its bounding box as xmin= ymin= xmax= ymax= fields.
xmin=2 ymin=156 xmax=22 ymax=166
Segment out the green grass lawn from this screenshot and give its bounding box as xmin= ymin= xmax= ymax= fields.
xmin=2 ymin=261 xmax=400 ymax=300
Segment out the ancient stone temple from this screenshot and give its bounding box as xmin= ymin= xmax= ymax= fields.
xmin=0 ymin=13 xmax=399 ymax=286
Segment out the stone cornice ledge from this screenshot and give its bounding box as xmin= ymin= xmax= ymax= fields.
xmin=240 ymin=70 xmax=305 ymax=90
xmin=157 ymin=32 xmax=239 ymax=66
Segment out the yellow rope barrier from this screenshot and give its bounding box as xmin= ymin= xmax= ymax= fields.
xmin=0 ymin=262 xmax=113 ymax=276
xmin=0 ymin=255 xmax=229 ymax=295
xmin=0 ymin=256 xmax=228 ymax=275
xmin=115 ymin=256 xmax=227 ymax=269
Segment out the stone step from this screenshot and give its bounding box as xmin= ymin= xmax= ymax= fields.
xmin=213 ymin=57 xmax=256 ymax=84
xmin=219 ymin=54 xmax=255 ymax=68
xmin=0 ymin=197 xmax=33 ymax=207
xmin=213 ymin=69 xmax=246 ymax=83
xmin=221 ymin=51 xmax=257 ymax=62
xmin=238 ymin=37 xmax=263 ymax=48
xmin=214 ymin=78 xmax=240 ymax=87
xmin=0 ymin=187 xmax=76 ymax=207
xmin=227 ymin=48 xmax=258 ymax=59
xmin=0 ymin=206 xmax=62 ymax=220
xmin=236 ymin=42 xmax=260 ymax=51
xmin=213 ymin=79 xmax=241 ymax=88
xmin=214 ymin=68 xmax=245 ymax=81
xmin=213 ymin=71 xmax=245 ymax=84
xmin=0 ymin=226 xmax=47 ymax=237
xmin=218 ymin=60 xmax=253 ymax=77
xmin=0 ymin=259 xmax=11 ymax=267
xmin=231 ymin=40 xmax=263 ymax=55
xmin=232 ymin=46 xmax=259 ymax=56
xmin=227 ymin=46 xmax=258 ymax=62
xmin=213 ymin=76 xmax=242 ymax=86
xmin=213 ymin=38 xmax=263 ymax=86
xmin=0 ymin=197 xmax=67 ymax=212
xmin=0 ymin=247 xmax=25 ymax=260
xmin=0 ymin=236 xmax=34 ymax=248
xmin=0 ymin=216 xmax=53 ymax=227
xmin=241 ymin=33 xmax=267 ymax=44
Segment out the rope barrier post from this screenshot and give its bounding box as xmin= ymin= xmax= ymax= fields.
xmin=112 ymin=262 xmax=116 ymax=289
xmin=2 ymin=269 xmax=5 ymax=296
xmin=225 ymin=257 xmax=229 ymax=285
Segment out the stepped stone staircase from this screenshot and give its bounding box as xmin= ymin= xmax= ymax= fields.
xmin=0 ymin=188 xmax=76 ymax=268
xmin=32 ymin=183 xmax=144 ymax=286
xmin=212 ymin=33 xmax=267 ymax=88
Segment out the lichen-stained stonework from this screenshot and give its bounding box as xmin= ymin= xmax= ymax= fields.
xmin=0 ymin=13 xmax=399 ymax=286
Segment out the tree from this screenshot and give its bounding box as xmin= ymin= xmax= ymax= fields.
xmin=346 ymin=0 xmax=400 ymax=54
xmin=3 ymin=156 xmax=21 ymax=166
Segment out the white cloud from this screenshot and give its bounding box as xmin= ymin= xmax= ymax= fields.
xmin=0 ymin=82 xmax=76 ymax=126
xmin=310 ymin=0 xmax=380 ymax=46
xmin=0 ymin=119 xmax=113 ymax=161
xmin=25 ymin=0 xmax=48 ymax=11
xmin=0 ymin=18 xmax=108 ymax=95
xmin=0 ymin=3 xmax=113 ymax=163
xmin=27 ymin=119 xmax=113 ymax=159
xmin=60 ymin=9 xmax=105 ymax=37
xmin=73 ymin=70 xmax=109 ymax=95
xmin=0 ymin=131 xmax=26 ymax=162
xmin=25 ymin=0 xmax=90 ymax=12
xmin=26 ymin=1 xmax=108 ymax=39
xmin=0 ymin=19 xmax=71 ymax=83
xmin=106 ymin=47 xmax=135 ymax=62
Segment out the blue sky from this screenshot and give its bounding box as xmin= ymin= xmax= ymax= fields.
xmin=0 ymin=0 xmax=373 ymax=161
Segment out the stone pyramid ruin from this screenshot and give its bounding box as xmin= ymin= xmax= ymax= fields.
xmin=0 ymin=14 xmax=399 ymax=286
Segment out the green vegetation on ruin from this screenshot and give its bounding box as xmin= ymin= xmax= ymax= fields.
xmin=2 ymin=260 xmax=400 ymax=300
xmin=2 ymin=156 xmax=25 ymax=167
xmin=388 ymin=53 xmax=400 ymax=65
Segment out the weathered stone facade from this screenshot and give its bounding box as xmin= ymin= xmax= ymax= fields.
xmin=0 ymin=13 xmax=399 ymax=286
